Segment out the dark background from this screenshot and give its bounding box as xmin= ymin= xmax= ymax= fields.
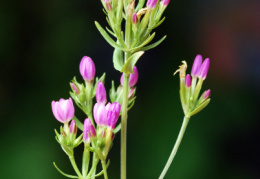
xmin=1 ymin=0 xmax=260 ymax=178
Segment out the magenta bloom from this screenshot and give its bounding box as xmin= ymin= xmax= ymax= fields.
xmin=198 ymin=58 xmax=210 ymax=80
xmin=93 ymin=103 xmax=108 ymax=126
xmin=161 ymin=0 xmax=170 ymax=6
xmin=79 ymin=56 xmax=96 ymax=81
xmin=147 ymin=0 xmax=158 ymax=9
xmin=133 ymin=13 xmax=138 ymax=24
xmin=106 ymin=2 xmax=112 ymax=11
xmin=185 ymin=74 xmax=191 ymax=88
xmin=96 ymin=82 xmax=107 ymax=104
xmin=203 ymin=89 xmax=211 ymax=99
xmin=70 ymin=120 xmax=77 ymax=134
xmin=120 ymin=66 xmax=139 ymax=87
xmin=107 ymin=102 xmax=121 ymax=129
xmin=51 ymin=98 xmax=75 ymax=123
xmin=83 ymin=118 xmax=96 ymax=144
xmin=191 ymin=54 xmax=202 ymax=78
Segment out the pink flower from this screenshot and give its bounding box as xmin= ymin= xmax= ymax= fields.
xmin=107 ymin=102 xmax=121 ymax=129
xmin=51 ymin=98 xmax=75 ymax=123
xmin=83 ymin=118 xmax=96 ymax=144
xmin=185 ymin=74 xmax=191 ymax=88
xmin=191 ymin=54 xmax=202 ymax=78
xmin=147 ymin=0 xmax=158 ymax=9
xmin=161 ymin=0 xmax=170 ymax=6
xmin=93 ymin=103 xmax=108 ymax=126
xmin=120 ymin=66 xmax=139 ymax=87
xmin=203 ymin=89 xmax=211 ymax=99
xmin=79 ymin=56 xmax=96 ymax=81
xmin=96 ymin=82 xmax=107 ymax=104
xmin=198 ymin=58 xmax=210 ymax=80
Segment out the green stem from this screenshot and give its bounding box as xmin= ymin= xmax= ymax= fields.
xmin=85 ymin=81 xmax=95 ymax=126
xmin=82 ymin=147 xmax=90 ymax=177
xmin=88 ymin=153 xmax=99 ymax=179
xmin=101 ymin=160 xmax=109 ymax=179
xmin=69 ymin=155 xmax=83 ymax=178
xmin=158 ymin=116 xmax=190 ymax=179
xmin=121 ymin=71 xmax=130 ymax=179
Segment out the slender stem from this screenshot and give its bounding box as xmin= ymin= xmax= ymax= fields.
xmin=89 ymin=153 xmax=99 ymax=179
xmin=101 ymin=160 xmax=109 ymax=179
xmin=69 ymin=155 xmax=83 ymax=178
xmin=158 ymin=116 xmax=190 ymax=179
xmin=121 ymin=72 xmax=129 ymax=179
xmin=82 ymin=147 xmax=90 ymax=177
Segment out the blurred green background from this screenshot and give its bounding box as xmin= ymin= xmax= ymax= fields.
xmin=1 ymin=0 xmax=259 ymax=178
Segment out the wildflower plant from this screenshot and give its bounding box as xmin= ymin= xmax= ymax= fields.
xmin=51 ymin=0 xmax=211 ymax=178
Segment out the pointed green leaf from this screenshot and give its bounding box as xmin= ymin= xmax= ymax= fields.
xmin=113 ymin=45 xmax=124 ymax=71
xmin=95 ymin=21 xmax=123 ymax=50
xmin=189 ymin=99 xmax=210 ymax=116
xmin=153 ymin=17 xmax=166 ymax=29
xmin=130 ymin=33 xmax=156 ymax=53
xmin=121 ymin=51 xmax=145 ymax=75
xmin=53 ymin=162 xmax=78 ymax=178
xmin=140 ymin=35 xmax=167 ymax=51
xmin=106 ymin=27 xmax=116 ymax=37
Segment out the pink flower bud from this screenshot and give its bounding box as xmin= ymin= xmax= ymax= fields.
xmin=133 ymin=13 xmax=138 ymax=24
xmin=93 ymin=103 xmax=107 ymax=126
xmin=79 ymin=56 xmax=96 ymax=81
xmin=70 ymin=120 xmax=77 ymax=134
xmin=51 ymin=98 xmax=75 ymax=123
xmin=147 ymin=0 xmax=158 ymax=9
xmin=120 ymin=66 xmax=139 ymax=87
xmin=83 ymin=118 xmax=96 ymax=144
xmin=107 ymin=102 xmax=121 ymax=129
xmin=198 ymin=58 xmax=210 ymax=80
xmin=128 ymin=88 xmax=135 ymax=99
xmin=161 ymin=0 xmax=170 ymax=6
xmin=185 ymin=74 xmax=191 ymax=88
xmin=203 ymin=89 xmax=211 ymax=99
xmin=70 ymin=83 xmax=79 ymax=94
xmin=106 ymin=2 xmax=112 ymax=11
xmin=191 ymin=54 xmax=202 ymax=77
xmin=96 ymin=82 xmax=107 ymax=104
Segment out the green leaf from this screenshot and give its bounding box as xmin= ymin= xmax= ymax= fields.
xmin=72 ymin=116 xmax=83 ymax=131
xmin=113 ymin=45 xmax=124 ymax=71
xmin=113 ymin=123 xmax=121 ymax=134
xmin=53 ymin=162 xmax=78 ymax=178
xmin=153 ymin=17 xmax=166 ymax=29
xmin=189 ymin=99 xmax=211 ymax=116
xmin=106 ymin=27 xmax=116 ymax=37
xmin=130 ymin=32 xmax=156 ymax=53
xmin=95 ymin=21 xmax=123 ymax=50
xmin=121 ymin=51 xmax=145 ymax=75
xmin=140 ymin=35 xmax=167 ymax=51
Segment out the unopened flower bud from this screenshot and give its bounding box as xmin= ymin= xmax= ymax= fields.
xmin=51 ymin=98 xmax=75 ymax=123
xmin=133 ymin=13 xmax=138 ymax=24
xmin=203 ymin=89 xmax=211 ymax=99
xmin=161 ymin=0 xmax=170 ymax=6
xmin=147 ymin=0 xmax=158 ymax=9
xmin=198 ymin=58 xmax=210 ymax=80
xmin=106 ymin=2 xmax=112 ymax=11
xmin=79 ymin=56 xmax=96 ymax=81
xmin=93 ymin=103 xmax=107 ymax=126
xmin=83 ymin=118 xmax=96 ymax=144
xmin=107 ymin=102 xmax=121 ymax=129
xmin=185 ymin=74 xmax=191 ymax=88
xmin=70 ymin=83 xmax=79 ymax=94
xmin=120 ymin=66 xmax=139 ymax=87
xmin=191 ymin=54 xmax=202 ymax=78
xmin=70 ymin=120 xmax=77 ymax=134
xmin=128 ymin=88 xmax=136 ymax=99
xmin=96 ymin=82 xmax=107 ymax=104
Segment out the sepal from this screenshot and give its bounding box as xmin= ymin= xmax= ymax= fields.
xmin=189 ymin=99 xmax=210 ymax=116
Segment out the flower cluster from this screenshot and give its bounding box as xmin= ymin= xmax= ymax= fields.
xmin=175 ymin=54 xmax=211 ymax=117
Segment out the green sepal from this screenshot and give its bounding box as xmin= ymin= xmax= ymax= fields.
xmin=73 ymin=133 xmax=83 ymax=148
xmin=95 ymin=21 xmax=124 ymax=50
xmin=113 ymin=123 xmax=121 ymax=134
xmin=61 ymin=144 xmax=73 ymax=156
xmin=72 ymin=116 xmax=83 ymax=131
xmin=106 ymin=27 xmax=116 ymax=37
xmin=109 ymin=80 xmax=116 ymax=102
xmin=130 ymin=32 xmax=156 ymax=53
xmin=127 ymin=96 xmax=136 ymax=111
xmin=140 ymin=35 xmax=167 ymax=51
xmin=53 ymin=162 xmax=78 ymax=178
xmin=189 ymin=98 xmax=210 ymax=116
xmin=153 ymin=17 xmax=166 ymax=29
xmin=113 ymin=45 xmax=124 ymax=71
xmin=121 ymin=51 xmax=144 ymax=75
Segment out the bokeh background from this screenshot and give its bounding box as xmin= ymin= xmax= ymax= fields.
xmin=1 ymin=0 xmax=260 ymax=178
